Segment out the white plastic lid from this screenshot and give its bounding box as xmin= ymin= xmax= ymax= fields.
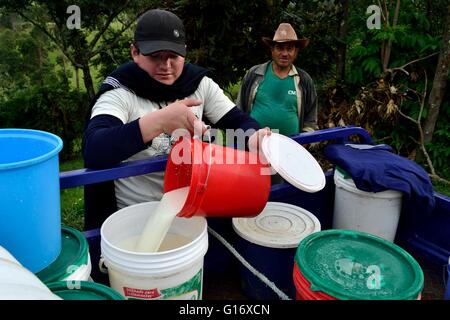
xmin=232 ymin=202 xmax=321 ymax=248
xmin=262 ymin=133 xmax=326 ymax=192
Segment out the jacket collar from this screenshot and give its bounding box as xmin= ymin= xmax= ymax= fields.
xmin=255 ymin=61 xmax=299 ymax=77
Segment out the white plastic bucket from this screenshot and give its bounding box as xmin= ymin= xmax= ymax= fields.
xmin=0 ymin=245 xmax=61 ymax=300
xmin=64 ymin=254 xmax=92 ymax=282
xmin=332 ymin=168 xmax=403 ymax=242
xmin=101 ymin=201 xmax=208 ymax=300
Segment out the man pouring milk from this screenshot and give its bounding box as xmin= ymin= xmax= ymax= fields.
xmin=82 ymin=9 xmax=270 ymax=230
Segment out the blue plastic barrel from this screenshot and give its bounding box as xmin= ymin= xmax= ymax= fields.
xmin=0 ymin=129 xmax=63 ymax=273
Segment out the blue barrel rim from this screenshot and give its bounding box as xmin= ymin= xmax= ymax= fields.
xmin=0 ymin=129 xmax=63 ymax=170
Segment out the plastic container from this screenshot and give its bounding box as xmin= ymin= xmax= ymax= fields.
xmin=0 ymin=129 xmax=63 ymax=273
xmin=47 ymin=281 xmax=124 ymax=300
xmin=164 ymin=137 xmax=271 ymax=218
xmin=0 ymin=245 xmax=61 ymax=300
xmin=232 ymin=202 xmax=321 ymax=299
xmin=292 ymin=263 xmax=336 ymax=300
xmin=164 ymin=133 xmax=325 ymax=219
xmin=293 ymin=229 xmax=424 ymax=300
xmin=36 ymin=226 xmax=92 ymax=284
xmin=101 ymin=201 xmax=208 ymax=300
xmin=332 ymin=167 xmax=403 ymax=242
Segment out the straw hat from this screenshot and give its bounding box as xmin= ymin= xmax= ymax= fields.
xmin=262 ymin=23 xmax=309 ymax=50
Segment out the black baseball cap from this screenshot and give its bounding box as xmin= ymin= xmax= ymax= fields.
xmin=134 ymin=9 xmax=186 ymax=57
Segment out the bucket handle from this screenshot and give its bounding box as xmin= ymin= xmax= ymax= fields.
xmin=193 ymin=125 xmax=212 ymax=192
xmin=98 ymin=256 xmax=108 ymax=274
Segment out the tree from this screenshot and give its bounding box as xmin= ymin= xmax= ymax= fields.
xmin=0 ymin=0 xmax=158 ymax=100
xmin=176 ymin=0 xmax=286 ymax=89
xmin=379 ymin=0 xmax=401 ymax=73
xmin=423 ymin=4 xmax=450 ymax=144
xmin=336 ymin=0 xmax=349 ymax=82
xmin=0 ymin=26 xmax=86 ymax=159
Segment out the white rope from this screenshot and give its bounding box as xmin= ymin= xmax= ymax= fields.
xmin=207 ymin=226 xmax=292 ymax=300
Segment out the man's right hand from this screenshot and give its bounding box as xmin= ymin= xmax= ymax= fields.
xmin=159 ymin=98 xmax=203 ymax=134
xmin=139 ymin=98 xmax=204 ymax=144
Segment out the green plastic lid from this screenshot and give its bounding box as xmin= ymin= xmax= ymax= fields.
xmin=36 ymin=226 xmax=89 ymax=283
xmin=47 ymin=281 xmax=124 ymax=300
xmin=295 ymin=229 xmax=424 ymax=300
xmin=335 ymin=166 xmax=352 ymax=179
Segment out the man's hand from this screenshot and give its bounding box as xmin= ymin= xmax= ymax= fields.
xmin=248 ymin=127 xmax=271 ymax=163
xmin=139 ymin=98 xmax=205 ymax=144
xmin=159 ymin=98 xmax=203 ymax=135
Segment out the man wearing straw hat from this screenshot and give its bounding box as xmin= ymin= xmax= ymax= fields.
xmin=237 ymin=23 xmax=318 ymax=135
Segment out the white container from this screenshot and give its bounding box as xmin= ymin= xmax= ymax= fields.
xmin=0 ymin=245 xmax=61 ymax=300
xmin=65 ymin=254 xmax=92 ymax=282
xmin=101 ymin=201 xmax=208 ymax=300
xmin=332 ymin=168 xmax=403 ymax=242
xmin=233 ymin=202 xmax=321 ymax=248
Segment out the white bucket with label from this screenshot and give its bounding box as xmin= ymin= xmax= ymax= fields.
xmin=100 ymin=201 xmax=208 ymax=300
xmin=332 ymin=168 xmax=403 ymax=242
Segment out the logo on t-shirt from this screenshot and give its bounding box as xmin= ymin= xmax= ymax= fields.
xmin=288 ymin=90 xmax=296 ymax=95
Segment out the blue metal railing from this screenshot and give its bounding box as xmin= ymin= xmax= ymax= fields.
xmin=60 ymin=126 xmax=373 ymax=189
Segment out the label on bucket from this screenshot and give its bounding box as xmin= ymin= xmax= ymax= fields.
xmin=123 ymin=269 xmax=202 ymax=300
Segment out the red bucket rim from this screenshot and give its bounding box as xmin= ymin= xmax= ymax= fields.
xmin=168 ymin=138 xmax=209 ymax=218
xmin=293 ymin=263 xmax=337 ymax=300
xmin=293 ymin=262 xmax=421 ymax=300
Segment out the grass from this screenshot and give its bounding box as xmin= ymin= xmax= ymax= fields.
xmin=433 ymin=180 xmax=450 ymax=197
xmin=59 ymin=158 xmax=84 ymax=231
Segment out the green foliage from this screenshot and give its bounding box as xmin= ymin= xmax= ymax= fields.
xmin=425 ymin=99 xmax=450 ymax=178
xmin=0 ymin=26 xmax=87 ymax=160
xmin=175 ymin=0 xmax=286 ymax=88
xmin=0 ymin=0 xmax=448 ymax=182
xmin=59 ymin=158 xmax=84 ymax=231
xmin=282 ymin=0 xmax=341 ymax=81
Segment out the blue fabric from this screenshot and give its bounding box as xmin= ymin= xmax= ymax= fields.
xmin=324 ymin=144 xmax=435 ymax=214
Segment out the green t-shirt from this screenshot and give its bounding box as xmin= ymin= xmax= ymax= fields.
xmin=250 ymin=63 xmax=299 ymax=135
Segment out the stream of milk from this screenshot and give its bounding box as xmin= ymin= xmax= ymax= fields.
xmin=133 ymin=186 xmax=190 ymax=253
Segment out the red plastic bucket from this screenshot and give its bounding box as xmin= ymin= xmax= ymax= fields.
xmin=293 ymin=263 xmax=337 ymax=300
xmin=293 ymin=263 xmax=422 ymax=300
xmin=164 ymin=138 xmax=271 ymax=218
xmin=294 ymin=230 xmax=424 ymax=300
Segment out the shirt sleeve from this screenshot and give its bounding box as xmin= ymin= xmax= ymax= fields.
xmin=90 ymin=88 xmax=132 ymax=123
xmin=200 ymin=77 xmax=235 ymax=124
xmin=82 ymin=114 xmax=147 ymax=169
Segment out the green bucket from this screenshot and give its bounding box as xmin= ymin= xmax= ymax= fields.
xmin=36 ymin=226 xmax=90 ymax=283
xmin=47 ymin=281 xmax=124 ymax=300
xmin=295 ymin=229 xmax=424 ymax=300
